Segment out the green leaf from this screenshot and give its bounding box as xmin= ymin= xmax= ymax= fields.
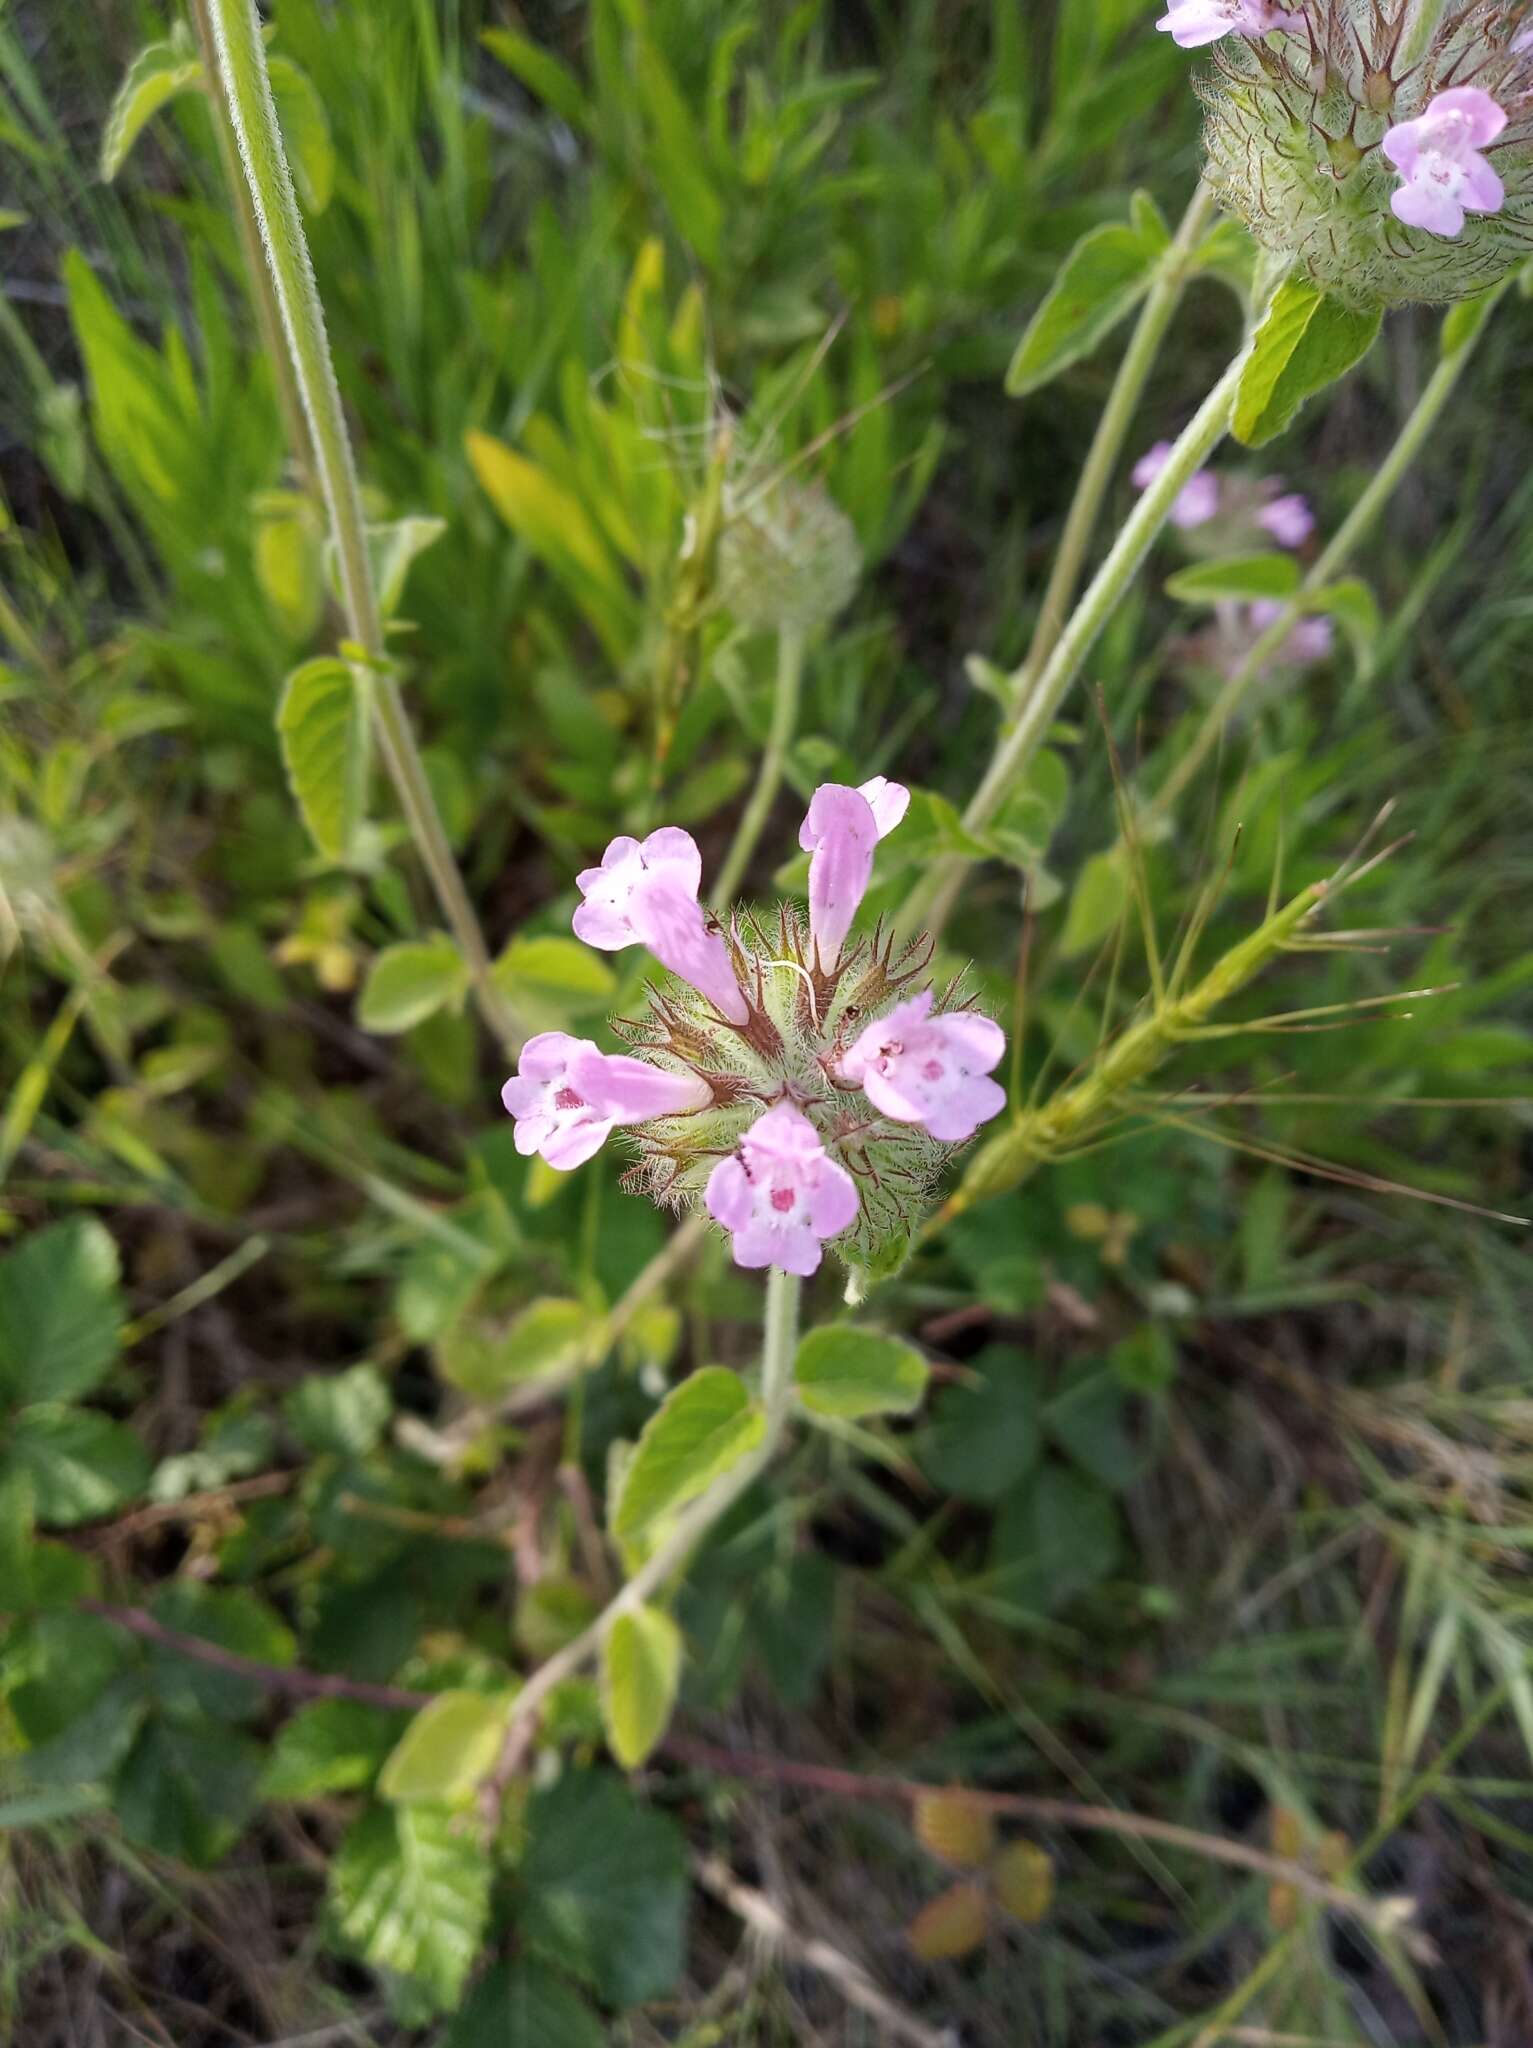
xmin=519 ymin=1770 xmax=687 ymax=2007
xmin=1058 ymin=846 xmax=1130 ymax=961
xmin=283 ymin=1362 xmax=392 ymax=1457
xmin=0 ymin=1217 xmax=123 ymax=1404
xmin=101 ymin=40 xmax=203 ymax=183
xmin=113 ymin=1717 xmax=263 ymax=1865
xmin=145 ymin=1583 xmax=296 ymax=1723
xmin=262 ymin=1699 xmax=406 ymax=1800
xmin=268 ymin=54 xmax=336 ymax=214
xmin=480 ymin=28 xmax=592 ymax=132
xmin=443 ymin=1958 xmax=605 ymax=2048
xmin=922 ymin=1348 xmax=1043 ymax=1505
xmin=329 ymin=1801 xmax=492 ymax=2012
xmin=7 ymin=1406 xmax=149 ymax=1526
xmin=328 ymin=515 xmax=447 ymax=621
xmin=1044 ymin=1363 xmax=1139 ymax=1491
xmin=436 ymin=1298 xmax=592 ymax=1400
xmin=492 ymin=934 xmax=616 ymax=1026
xmin=379 ymin=1690 xmax=512 ymax=1805
xmin=601 ymin=1605 xmax=682 ymax=1769
xmin=1006 ymin=206 xmax=1164 ymax=398
xmin=794 ymin=1327 xmax=929 ymax=1421
xmin=1306 ymin=577 xmax=1381 ymax=663
xmin=277 ymin=657 xmax=369 ymax=865
xmin=612 ymin=1368 xmax=765 ymax=1548
xmin=991 ymin=1463 xmax=1122 ymax=1614
xmin=1441 ymin=286 xmax=1499 ymax=358
xmin=1233 ymin=278 xmax=1382 ymax=448
xmin=358 ymin=935 xmax=469 ymax=1035
xmin=1165 ymin=552 xmax=1302 ymax=605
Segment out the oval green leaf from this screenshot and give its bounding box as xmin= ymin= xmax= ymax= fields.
xmin=358 ymin=935 xmax=468 ymax=1035
xmin=612 ymin=1368 xmax=765 ymax=1547
xmin=794 ymin=1326 xmax=929 ymax=1421
xmin=601 ymin=1604 xmax=682 ymax=1770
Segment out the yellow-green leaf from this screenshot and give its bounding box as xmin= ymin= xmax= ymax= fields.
xmin=1233 ymin=278 xmax=1382 ymax=449
xmin=378 ymin=1689 xmax=513 ymax=1805
xmin=465 ymin=431 xmax=625 ymax=597
xmin=613 ymin=1368 xmax=765 ymax=1548
xmin=601 ymin=1605 xmax=682 ymax=1769
xmin=992 ymin=1840 xmax=1054 ymax=1924
xmin=905 ymin=1880 xmax=988 ymax=1960
xmin=492 ymin=934 xmax=616 ymax=1023
xmin=276 ymin=657 xmax=368 ymax=863
xmin=357 ymin=935 xmax=468 ymax=1035
xmin=794 ymin=1327 xmax=929 ymax=1421
xmin=435 ymin=1297 xmax=592 ymax=1399
xmin=268 ymin=55 xmax=336 ymax=214
xmin=101 ymin=41 xmax=204 ymax=183
xmin=913 ymin=1790 xmax=996 ymax=1869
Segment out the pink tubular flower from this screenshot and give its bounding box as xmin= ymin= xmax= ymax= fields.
xmin=1246 ymin=599 xmax=1334 ymax=667
xmin=704 ymin=1100 xmax=859 ymax=1277
xmin=573 ymin=828 xmax=702 ymax=950
xmin=1132 ymin=442 xmax=1220 ymax=529
xmin=799 ymin=778 xmax=910 ymax=964
xmin=627 ymin=873 xmax=750 ymax=1026
xmin=1382 ymin=88 xmax=1508 ymax=240
xmin=502 ymin=1033 xmax=710 ymax=1170
xmin=1256 ymin=491 xmax=1315 ymax=549
xmin=1154 ymin=0 xmax=1301 ymax=49
xmin=839 ymin=991 xmax=1007 ymax=1145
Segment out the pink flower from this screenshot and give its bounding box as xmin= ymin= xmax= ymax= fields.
xmin=1132 ymin=442 xmax=1220 ymax=529
xmin=1154 ymin=0 xmax=1301 ymax=49
xmin=573 ymin=828 xmax=702 ymax=950
xmin=839 ymin=991 xmax=1007 ymax=1144
xmin=1256 ymin=491 xmax=1314 ymax=549
xmin=627 ymin=873 xmax=750 ymax=1025
xmin=502 ymin=1033 xmax=709 ymax=1170
xmin=1382 ymin=88 xmax=1507 ymax=240
xmin=1247 ymin=599 xmax=1335 ymax=667
xmin=798 ymin=778 xmax=910 ymax=964
xmin=704 ymin=1100 xmax=859 ymax=1276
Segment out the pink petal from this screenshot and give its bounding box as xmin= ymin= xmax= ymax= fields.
xmin=571 ymin=1050 xmax=710 ymax=1122
xmin=770 ymin=1223 xmax=826 ymax=1277
xmin=932 ymin=1010 xmax=1006 ymax=1068
xmin=517 ymin=1031 xmax=588 ymax=1083
xmin=1462 ymin=154 xmax=1505 ymax=214
xmin=1429 ymin=87 xmax=1508 ymax=149
xmin=1380 ymin=119 xmax=1424 ymax=175
xmin=627 ymin=876 xmax=749 ymax=1025
xmin=800 ymin=784 xmax=880 ymax=963
xmin=859 ymin=1063 xmax=926 ymax=1125
xmin=856 ymin=776 xmax=911 ymax=841
xmin=1392 ymin=180 xmax=1465 ymax=237
xmin=572 ymin=898 xmax=640 ymax=949
xmin=743 ymin=1099 xmax=824 ymax=1165
xmin=639 ymin=826 xmax=703 ymax=897
xmin=704 ymin=1155 xmax=754 ymax=1233
xmin=540 ymin=1113 xmax=614 ymax=1171
xmin=806 ymin=1158 xmax=860 ymax=1238
xmin=921 ymin=1074 xmax=1007 ymax=1144
xmin=1132 ymin=442 xmax=1173 ymax=489
xmin=511 ymin=1111 xmax=554 ymax=1157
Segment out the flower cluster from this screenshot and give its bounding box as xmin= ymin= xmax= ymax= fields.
xmin=502 ymin=785 xmax=1007 ymax=1279
xmin=1160 ymin=1 xmax=1533 ymax=305
xmin=1132 ymin=443 xmax=1316 ymax=549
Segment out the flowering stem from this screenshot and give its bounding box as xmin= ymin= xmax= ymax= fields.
xmin=1012 ymin=182 xmax=1219 ymax=706
xmin=205 ymin=0 xmax=521 ymax=1056
xmin=714 ymin=625 xmax=805 ymax=909
xmin=487 ymin=1270 xmax=802 ymax=1777
xmin=936 ymin=876 xmax=1326 ymax=1223
xmin=1147 ymin=290 xmax=1504 ymax=829
xmin=905 ymin=337 xmax=1253 ymax=939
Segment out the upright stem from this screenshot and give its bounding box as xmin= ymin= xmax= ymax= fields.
xmin=205 ymin=0 xmax=521 ymax=1055
xmin=713 ymin=625 xmax=805 ymax=908
xmin=187 ymin=0 xmax=313 ymax=491
xmin=1014 ymin=183 xmax=1218 ymax=704
xmin=489 ymin=1270 xmax=803 ymax=1763
xmin=1146 ymin=293 xmax=1501 ymax=829
xmin=905 ymin=340 xmax=1251 ymax=937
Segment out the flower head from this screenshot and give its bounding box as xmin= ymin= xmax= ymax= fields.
xmin=1383 ymin=87 xmax=1508 ymax=237
xmin=839 ymin=991 xmax=1007 ymax=1144
xmin=535 ymin=779 xmax=1004 ymax=1278
xmin=502 ymin=1033 xmax=710 ymax=1170
xmin=799 ymin=778 xmax=910 ymax=964
xmin=1191 ymin=2 xmax=1533 ymax=308
xmin=1156 ymin=0 xmax=1302 ymax=48
xmin=704 ymin=1101 xmax=859 ymax=1276
xmin=1246 ymin=598 xmax=1336 ymax=666
xmin=1133 ymin=443 xmax=1221 ymax=529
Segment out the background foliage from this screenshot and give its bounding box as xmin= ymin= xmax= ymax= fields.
xmin=1 ymin=0 xmax=1531 ymax=2041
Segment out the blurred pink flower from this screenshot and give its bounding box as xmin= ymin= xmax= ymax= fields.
xmin=1256 ymin=491 xmax=1315 ymax=549
xmin=1133 ymin=442 xmax=1220 ymax=529
xmin=1383 ymin=88 xmax=1507 ymax=239
xmin=799 ymin=778 xmax=910 ymax=964
xmin=838 ymin=990 xmax=1007 ymax=1144
xmin=705 ymin=1100 xmax=859 ymax=1276
xmin=1245 ymin=599 xmax=1335 ymax=668
xmin=1154 ymin=0 xmax=1301 ymax=49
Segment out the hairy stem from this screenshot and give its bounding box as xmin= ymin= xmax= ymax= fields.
xmin=1013 ymin=182 xmax=1218 ymax=704
xmin=187 ymin=0 xmax=314 ymax=491
xmin=906 ymin=335 xmax=1252 ymax=938
xmin=939 ymin=876 xmax=1325 ymax=1222
xmin=489 ymin=1269 xmax=802 ymax=1776
xmin=713 ymin=625 xmax=805 ymax=907
xmin=205 ymin=0 xmax=520 ymax=1055
xmin=1148 ymin=290 xmax=1503 ymax=828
